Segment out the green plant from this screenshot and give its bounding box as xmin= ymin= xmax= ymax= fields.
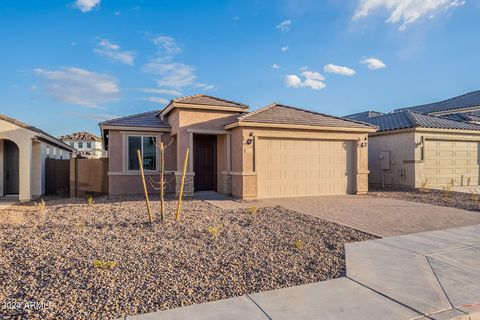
xmin=293 ymin=239 xmax=304 ymax=250
xmin=248 ymin=205 xmax=258 ymax=215
xmin=93 ymin=259 xmax=117 ymax=269
xmin=207 ymin=226 xmax=221 ymax=239
xmin=86 ymin=194 xmax=94 ymax=206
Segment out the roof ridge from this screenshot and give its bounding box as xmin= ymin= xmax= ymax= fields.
xmin=237 ymin=103 xmax=276 ymax=120
xmin=100 ymin=109 xmax=161 ymax=125
xmin=272 ymin=103 xmax=377 ymax=128
xmin=174 ymin=93 xmax=249 ymax=108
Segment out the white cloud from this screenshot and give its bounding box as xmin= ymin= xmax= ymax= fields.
xmin=324 ymin=64 xmax=356 ymax=76
xmin=144 ymin=97 xmax=170 ymax=104
xmin=277 ymin=19 xmax=292 ymax=32
xmin=63 ymin=111 xmax=119 ymax=122
xmin=94 ymin=39 xmax=135 ymax=65
xmin=139 ymin=88 xmax=181 ymax=96
xmin=34 ymin=67 xmax=119 ymax=108
xmin=150 ymin=36 xmax=182 ymax=56
xmin=353 ymin=0 xmax=466 ymax=31
xmin=361 ymin=58 xmax=386 ymax=70
xmin=143 ymin=60 xmax=196 ymax=88
xmin=284 ymin=71 xmax=326 ymax=90
xmin=281 ymin=46 xmax=289 ymax=52
xmin=284 ymin=75 xmax=303 ymax=88
xmin=302 ymin=71 xmax=325 ymax=81
xmin=272 ymin=64 xmax=280 ymax=69
xmin=73 ymin=0 xmax=100 ymax=12
xmin=299 ymin=66 xmax=308 ymax=71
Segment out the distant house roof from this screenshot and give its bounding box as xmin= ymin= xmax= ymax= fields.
xmin=0 ymin=114 xmax=75 ymax=152
xmin=358 ymin=110 xmax=480 ymax=132
xmin=344 ymin=110 xmax=384 ymax=122
xmin=59 ymin=131 xmax=102 ymax=142
xmin=227 ymin=103 xmax=377 ymax=130
xmin=159 ymin=94 xmax=249 ymax=117
xmin=439 ymin=112 xmax=480 ymax=123
xmin=394 ymin=90 xmax=480 ymax=115
xmin=100 ymin=110 xmax=170 ymax=128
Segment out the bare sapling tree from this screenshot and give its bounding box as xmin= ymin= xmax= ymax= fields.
xmin=137 ymin=149 xmax=153 ymax=224
xmin=148 ymin=138 xmax=174 ymax=220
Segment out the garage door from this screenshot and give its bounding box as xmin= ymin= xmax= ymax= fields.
xmin=424 ymin=140 xmax=480 ymax=187
xmin=256 ymin=138 xmax=355 ymax=198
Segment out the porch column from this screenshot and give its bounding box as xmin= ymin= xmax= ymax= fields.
xmin=0 ymin=140 xmax=4 ymax=196
xmin=19 ymin=140 xmax=32 ymax=202
xmin=188 ymin=131 xmax=193 ymax=172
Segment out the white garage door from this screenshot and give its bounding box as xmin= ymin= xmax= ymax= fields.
xmin=424 ymin=139 xmax=480 ymax=187
xmin=256 ymin=138 xmax=356 ymax=198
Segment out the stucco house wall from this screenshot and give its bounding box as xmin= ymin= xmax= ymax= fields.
xmin=368 ymin=131 xmax=416 ymax=187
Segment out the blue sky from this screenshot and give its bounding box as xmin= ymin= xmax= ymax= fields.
xmin=1 ymin=0 xmax=479 ymax=136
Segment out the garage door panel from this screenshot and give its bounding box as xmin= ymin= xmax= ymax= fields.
xmin=257 ymin=138 xmax=355 ymax=198
xmin=424 ymin=139 xmax=480 ymax=188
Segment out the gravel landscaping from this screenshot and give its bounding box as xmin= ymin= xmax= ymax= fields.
xmin=369 ymin=186 xmax=480 ymax=212
xmin=0 ymin=196 xmax=375 ymax=320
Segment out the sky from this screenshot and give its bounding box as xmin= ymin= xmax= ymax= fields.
xmin=1 ymin=0 xmax=479 ymax=137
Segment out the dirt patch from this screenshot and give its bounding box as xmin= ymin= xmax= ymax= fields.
xmin=369 ymin=186 xmax=480 ymax=212
xmin=0 ymin=196 xmax=375 ymax=319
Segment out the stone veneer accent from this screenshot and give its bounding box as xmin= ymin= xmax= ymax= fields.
xmin=175 ymin=172 xmax=194 ymax=196
xmin=222 ymin=172 xmax=232 ymax=194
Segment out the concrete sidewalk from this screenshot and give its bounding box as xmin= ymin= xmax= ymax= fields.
xmin=122 ymin=224 xmax=480 ymax=320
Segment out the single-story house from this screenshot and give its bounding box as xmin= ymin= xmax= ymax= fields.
xmin=346 ymin=90 xmax=480 ymax=189
xmin=0 ymin=115 xmax=74 ymax=201
xmin=100 ymin=94 xmax=376 ymax=199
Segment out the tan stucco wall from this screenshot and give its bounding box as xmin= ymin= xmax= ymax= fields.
xmin=230 ymin=126 xmax=370 ymax=198
xmin=368 ymin=131 xmax=416 ymax=187
xmin=0 ymin=140 xmax=3 ymax=196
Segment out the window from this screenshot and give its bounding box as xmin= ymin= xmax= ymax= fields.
xmin=70 ymin=142 xmax=74 ymax=147
xmin=53 ymin=147 xmax=57 ymax=156
xmin=46 ymin=146 xmax=50 ymax=157
xmin=128 ymin=136 xmax=157 ymax=171
xmin=87 ymin=142 xmax=92 ymax=148
xmin=78 ymin=142 xmax=83 ymax=149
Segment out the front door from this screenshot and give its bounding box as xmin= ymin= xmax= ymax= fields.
xmin=4 ymin=140 xmax=19 ymax=194
xmin=193 ymin=135 xmax=216 ymax=191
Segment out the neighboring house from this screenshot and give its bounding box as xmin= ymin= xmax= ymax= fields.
xmin=60 ymin=131 xmax=105 ymax=159
xmin=100 ymin=94 xmax=376 ymax=199
xmin=346 ymin=90 xmax=480 ymax=189
xmin=0 ymin=114 xmax=74 ymax=201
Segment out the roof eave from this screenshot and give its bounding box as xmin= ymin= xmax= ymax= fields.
xmin=224 ymin=120 xmax=377 ymax=132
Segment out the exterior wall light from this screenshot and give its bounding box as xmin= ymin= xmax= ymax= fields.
xmin=358 ymin=136 xmax=368 ymax=148
xmin=246 ymin=132 xmax=254 ymax=145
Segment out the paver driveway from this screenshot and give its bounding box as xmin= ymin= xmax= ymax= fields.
xmin=205 ymin=195 xmax=480 ymax=237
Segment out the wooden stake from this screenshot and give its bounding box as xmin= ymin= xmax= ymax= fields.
xmin=176 ymin=147 xmax=189 ymax=221
xmin=160 ymin=142 xmax=165 ymax=221
xmin=138 ymin=149 xmax=153 ymax=224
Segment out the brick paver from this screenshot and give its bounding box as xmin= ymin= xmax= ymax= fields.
xmin=207 ymin=195 xmax=480 ymax=237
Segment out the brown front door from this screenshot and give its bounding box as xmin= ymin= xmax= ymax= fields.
xmin=4 ymin=140 xmax=19 ymax=194
xmin=193 ymin=135 xmax=216 ymax=191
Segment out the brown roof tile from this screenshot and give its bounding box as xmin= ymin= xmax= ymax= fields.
xmin=59 ymin=131 xmax=102 ymax=142
xmin=236 ymin=104 xmax=376 ymax=129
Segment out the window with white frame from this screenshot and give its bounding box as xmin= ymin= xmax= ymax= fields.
xmin=78 ymin=142 xmax=83 ymax=148
xmin=127 ymin=136 xmax=157 ymax=171
xmin=87 ymin=142 xmax=92 ymax=148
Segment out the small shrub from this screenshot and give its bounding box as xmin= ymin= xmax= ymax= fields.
xmin=418 ymin=179 xmax=429 ymax=193
xmin=248 ymin=206 xmax=258 ymax=215
xmin=470 ymin=189 xmax=480 ymax=206
xmin=292 ymin=239 xmax=304 ymax=250
xmin=86 ymin=194 xmax=94 ymax=206
xmin=93 ymin=259 xmax=117 ymax=269
xmin=442 ymin=182 xmax=453 ymax=200
xmin=36 ymin=198 xmax=46 ymax=211
xmin=207 ymin=226 xmax=221 ymax=239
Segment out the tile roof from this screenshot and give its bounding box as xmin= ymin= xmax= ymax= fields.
xmin=440 ymin=112 xmax=480 ymax=123
xmin=100 ymin=110 xmax=170 ymax=128
xmin=394 ymin=90 xmax=480 ymax=114
xmin=344 ymin=110 xmax=384 ymax=122
xmin=59 ymin=131 xmax=102 ymax=142
xmin=170 ymin=94 xmax=249 ymax=109
xmin=0 ymin=114 xmax=74 ymax=151
xmin=235 ymin=103 xmax=377 ymax=129
xmin=358 ymin=110 xmax=480 ymax=132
